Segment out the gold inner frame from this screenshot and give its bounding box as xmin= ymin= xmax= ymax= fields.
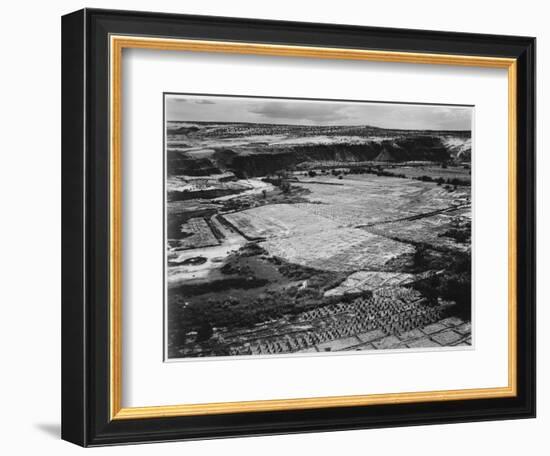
xmin=109 ymin=35 xmax=518 ymax=420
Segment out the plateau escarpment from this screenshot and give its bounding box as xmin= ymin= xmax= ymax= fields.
xmin=166 ymin=121 xmax=471 ymax=177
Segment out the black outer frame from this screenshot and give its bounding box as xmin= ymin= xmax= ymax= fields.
xmin=61 ymin=8 xmax=536 ymax=447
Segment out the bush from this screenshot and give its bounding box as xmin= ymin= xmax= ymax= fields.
xmin=446 ymin=177 xmax=469 ymax=186
xmin=280 ymin=182 xmax=291 ymax=193
xmin=412 ymin=249 xmax=471 ymax=320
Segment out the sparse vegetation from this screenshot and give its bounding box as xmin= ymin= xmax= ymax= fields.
xmin=412 ymin=246 xmax=471 ymax=320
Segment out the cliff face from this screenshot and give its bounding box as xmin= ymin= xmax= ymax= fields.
xmin=166 ymin=122 xmax=471 ymax=177
xmin=230 ymin=143 xmax=384 ymax=177
xmin=188 ymin=137 xmax=453 ymax=177
xmin=167 ymin=155 xmax=222 ymax=176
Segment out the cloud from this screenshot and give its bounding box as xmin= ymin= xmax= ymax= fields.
xmin=165 ymin=94 xmax=471 ymax=130
xmin=170 ymin=98 xmax=215 ymax=105
xmin=249 ymin=102 xmax=348 ymax=123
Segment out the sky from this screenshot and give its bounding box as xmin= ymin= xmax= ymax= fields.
xmin=165 ymin=94 xmax=472 ymax=131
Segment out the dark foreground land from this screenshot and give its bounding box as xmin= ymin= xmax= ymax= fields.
xmin=166 ymin=122 xmax=472 ymax=358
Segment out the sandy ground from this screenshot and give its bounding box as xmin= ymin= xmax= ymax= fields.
xmin=168 ymin=214 xmax=247 ymax=286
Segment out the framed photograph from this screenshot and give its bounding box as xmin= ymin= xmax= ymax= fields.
xmin=61 ymin=8 xmax=535 ymax=446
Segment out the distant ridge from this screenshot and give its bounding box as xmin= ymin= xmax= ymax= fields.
xmin=166 ymin=120 xmax=471 ymax=134
xmin=166 ymin=121 xmax=472 ymax=177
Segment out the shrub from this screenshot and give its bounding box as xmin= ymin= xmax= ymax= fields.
xmin=412 ymin=249 xmax=471 ymax=319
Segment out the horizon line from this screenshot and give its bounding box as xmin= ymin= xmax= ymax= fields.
xmin=165 ymin=119 xmax=472 ymax=133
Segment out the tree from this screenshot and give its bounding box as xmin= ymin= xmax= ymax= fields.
xmin=196 ymin=321 xmax=213 ymax=341
xmin=412 ymin=245 xmax=429 ymax=271
xmin=438 ymin=273 xmax=471 ymax=320
xmin=280 ymin=181 xmax=291 ymax=194
xmin=233 ymin=169 xmax=247 ymax=179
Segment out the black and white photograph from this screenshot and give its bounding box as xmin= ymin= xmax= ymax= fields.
xmin=165 ymin=94 xmax=473 ymax=360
